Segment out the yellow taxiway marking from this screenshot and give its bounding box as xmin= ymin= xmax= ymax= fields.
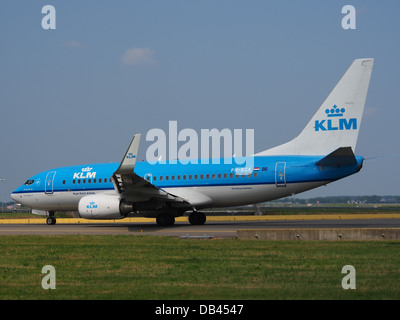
xmin=1 ymin=213 xmax=400 ymax=224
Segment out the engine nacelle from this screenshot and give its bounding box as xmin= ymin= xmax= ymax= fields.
xmin=78 ymin=194 xmax=132 ymax=219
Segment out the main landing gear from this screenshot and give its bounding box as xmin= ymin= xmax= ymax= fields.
xmin=46 ymin=212 xmax=56 ymax=225
xmin=155 ymin=210 xmax=207 ymax=226
xmin=188 ymin=211 xmax=206 ymax=225
xmin=156 ymin=212 xmax=175 ymax=227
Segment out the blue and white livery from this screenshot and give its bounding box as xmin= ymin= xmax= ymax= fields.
xmin=11 ymin=59 xmax=374 ymax=226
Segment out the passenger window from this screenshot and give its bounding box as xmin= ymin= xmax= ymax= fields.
xmin=63 ymin=180 xmax=66 ymax=184
xmin=99 ymin=179 xmax=102 ymax=183
xmin=218 ymin=174 xmax=221 ymax=179
xmin=183 ymin=175 xmax=186 ymax=180
xmin=166 ymin=176 xmax=169 ymax=181
xmin=194 ymin=174 xmax=198 ymax=179
xmin=254 ymin=172 xmax=258 ymax=177
xmin=206 ymin=174 xmax=209 ymax=179
xmin=224 ymin=173 xmax=227 ymax=178
xmin=160 ymin=176 xmax=163 ymax=181
xmin=171 ymin=176 xmax=175 ymax=180
xmin=230 ymin=173 xmax=233 ymax=178
xmin=200 ymin=174 xmax=204 ymax=179
xmin=189 ymin=175 xmax=192 ymax=180
xmin=212 ymin=174 xmax=215 ymax=179
xmin=73 ymin=180 xmax=76 ymax=184
xmin=177 ymin=176 xmax=180 ymax=180
xmin=154 ymin=177 xmax=157 ymax=181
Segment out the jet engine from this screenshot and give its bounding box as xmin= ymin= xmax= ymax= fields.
xmin=78 ymin=194 xmax=133 ymax=219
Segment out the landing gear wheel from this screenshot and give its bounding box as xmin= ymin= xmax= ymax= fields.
xmin=46 ymin=216 xmax=56 ymax=225
xmin=156 ymin=213 xmax=175 ymax=226
xmin=46 ymin=212 xmax=56 ymax=225
xmin=189 ymin=211 xmax=206 ymax=225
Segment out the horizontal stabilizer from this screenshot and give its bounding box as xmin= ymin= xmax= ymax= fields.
xmin=315 ymin=147 xmax=357 ymax=167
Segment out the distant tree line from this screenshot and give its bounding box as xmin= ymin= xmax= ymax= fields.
xmin=274 ymin=195 xmax=400 ymax=204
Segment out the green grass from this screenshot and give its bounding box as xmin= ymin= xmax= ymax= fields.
xmin=254 ymin=204 xmax=400 ymax=215
xmin=0 ymin=235 xmax=399 ymax=300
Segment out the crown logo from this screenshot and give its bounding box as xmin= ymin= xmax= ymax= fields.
xmin=82 ymin=167 xmax=93 ymax=172
xmin=325 ymin=104 xmax=345 ymax=117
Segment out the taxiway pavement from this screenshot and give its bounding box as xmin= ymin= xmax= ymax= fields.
xmin=1 ymin=215 xmax=400 ymax=237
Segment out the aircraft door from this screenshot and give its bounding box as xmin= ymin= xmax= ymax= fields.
xmin=45 ymin=171 xmax=56 ymax=194
xmin=275 ymin=162 xmax=286 ymax=187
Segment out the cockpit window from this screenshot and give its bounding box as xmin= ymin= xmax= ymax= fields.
xmin=25 ymin=179 xmax=35 ymax=186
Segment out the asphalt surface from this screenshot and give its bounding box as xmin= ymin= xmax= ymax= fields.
xmin=1 ymin=218 xmax=400 ymax=237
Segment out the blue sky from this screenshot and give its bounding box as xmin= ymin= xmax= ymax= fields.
xmin=1 ymin=1 xmax=400 ymax=202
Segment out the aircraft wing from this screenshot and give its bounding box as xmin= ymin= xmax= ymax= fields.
xmin=111 ymin=134 xmax=187 ymax=204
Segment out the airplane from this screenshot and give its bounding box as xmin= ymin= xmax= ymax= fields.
xmin=11 ymin=58 xmax=374 ymax=226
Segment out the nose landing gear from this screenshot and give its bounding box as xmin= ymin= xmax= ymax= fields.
xmin=46 ymin=212 xmax=56 ymax=225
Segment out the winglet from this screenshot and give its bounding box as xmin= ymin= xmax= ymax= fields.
xmin=115 ymin=134 xmax=141 ymax=174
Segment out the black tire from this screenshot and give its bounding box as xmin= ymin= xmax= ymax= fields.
xmin=188 ymin=211 xmax=206 ymax=225
xmin=46 ymin=217 xmax=56 ymax=225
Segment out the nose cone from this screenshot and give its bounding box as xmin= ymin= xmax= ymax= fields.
xmin=10 ymin=185 xmax=24 ymax=204
xmin=10 ymin=188 xmax=31 ymax=208
xmin=10 ymin=192 xmax=18 ymax=202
